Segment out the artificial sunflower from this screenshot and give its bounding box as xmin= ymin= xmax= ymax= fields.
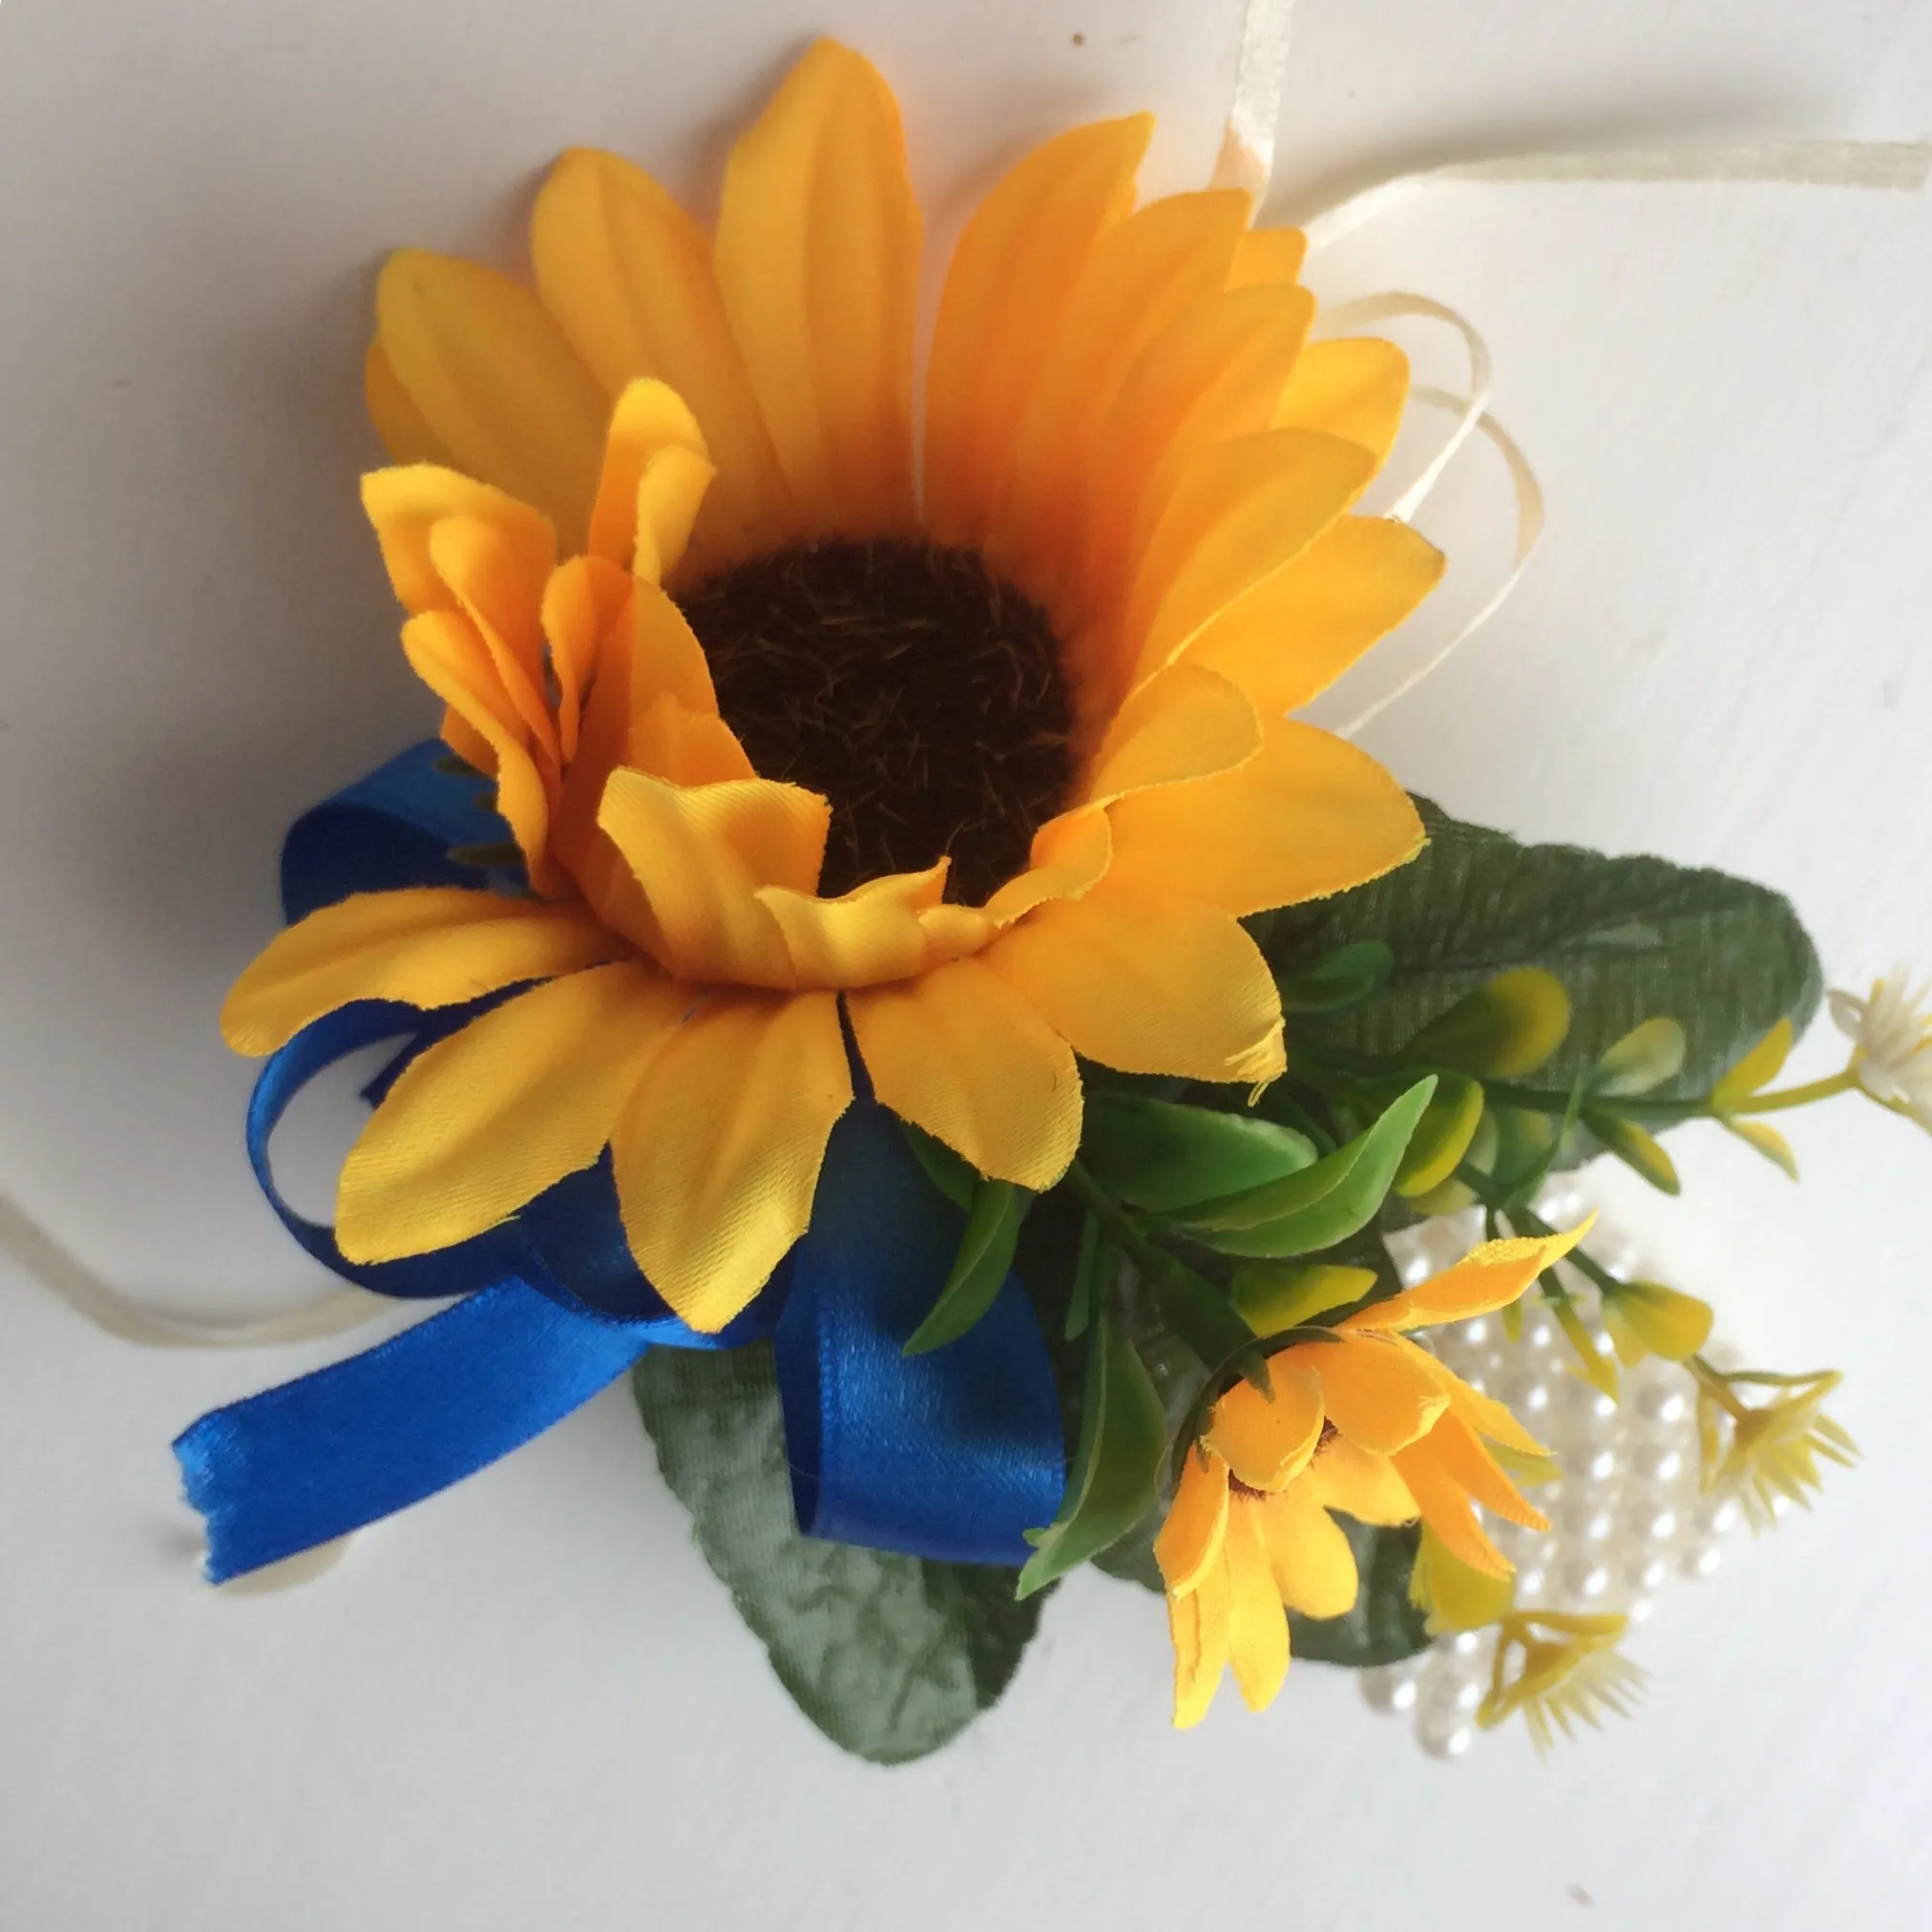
xmin=222 ymin=39 xmax=1441 ymax=1334
xmin=1154 ymin=1227 xmax=1582 ymax=1726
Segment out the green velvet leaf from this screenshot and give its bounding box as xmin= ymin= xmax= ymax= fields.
xmin=1259 ymin=798 xmax=1824 ymax=1104
xmin=633 ymin=1343 xmax=1045 ymax=1765
xmin=1287 ymin=1520 xmax=1431 ymax=1668
xmin=1172 ymin=1078 xmax=1436 ymax=1257
xmin=1080 ymin=1093 xmax=1316 ymax=1213
xmin=1017 ymin=1307 xmax=1166 ymax=1597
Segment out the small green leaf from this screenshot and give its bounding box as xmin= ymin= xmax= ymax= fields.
xmin=1402 ymin=968 xmax=1572 ymax=1077
xmin=1017 ymin=1308 xmax=1166 ymax=1597
xmin=1393 ymin=1072 xmax=1486 ymax=1197
xmin=1584 ymin=1107 xmax=1681 ymax=1195
xmin=1063 ymin=1211 xmax=1102 ymax=1340
xmin=904 ymin=1179 xmax=1028 ymax=1354
xmin=1711 ymin=1017 xmax=1796 ymax=1109
xmin=1230 ymin=1262 xmax=1378 ymax=1334
xmin=898 ymin=1121 xmax=976 ymax=1212
xmin=1079 ymin=1094 xmax=1316 ymax=1214
xmin=1723 ymin=1115 xmax=1799 ymax=1179
xmin=1174 ymin=1078 xmax=1438 ymax=1258
xmin=1591 ymin=1017 xmax=1688 ymax=1097
xmin=1275 ymin=939 xmax=1395 ymax=1015
xmin=633 ymin=1344 xmax=1041 ymax=1764
xmin=1144 ymin=1253 xmax=1269 ymax=1380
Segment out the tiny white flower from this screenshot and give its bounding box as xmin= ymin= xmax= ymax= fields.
xmin=1829 ymin=969 xmax=1932 ymax=1130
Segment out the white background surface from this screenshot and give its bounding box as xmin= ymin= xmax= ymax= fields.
xmin=2 ymin=1 xmax=1929 ymax=1926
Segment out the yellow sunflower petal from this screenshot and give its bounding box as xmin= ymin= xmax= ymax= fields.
xmin=540 ymin=555 xmax=631 ymax=761
xmin=532 ymin=146 xmax=792 ymax=549
xmin=757 ymin=863 xmax=949 ymax=990
xmin=1104 ymin=714 xmax=1423 ymax=918
xmin=989 ymin=189 xmax=1252 ymax=603
xmin=978 ymin=808 xmax=1112 ymax=927
xmin=1168 ymin=1547 xmax=1232 ymax=1730
xmin=335 ymin=962 xmax=686 ymax=1262
xmin=1079 ymin=283 xmax=1315 ymax=609
xmin=374 ymin=249 xmax=608 ymax=548
xmin=1312 ymin=1332 xmax=1450 ymax=1456
xmin=1345 ymin=1222 xmax=1591 ymax=1333
xmin=1155 ymin=1445 xmax=1231 ymax=1595
xmin=425 ymin=517 xmax=558 ymax=756
xmin=714 ymin=40 xmax=919 ymax=538
xmin=984 ymin=880 xmax=1284 ymax=1083
xmin=1256 ymin=1480 xmax=1361 ymax=1618
xmin=585 ymin=379 xmax=712 ymax=575
xmin=1228 ymin=227 xmax=1308 ymax=288
xmin=361 ymin=465 xmax=556 ymax=620
xmin=1305 ymin=1437 xmax=1418 ymax=1526
xmin=598 ymin=768 xmax=828 ymax=986
xmin=1275 ymin=337 xmax=1409 ymax=461
xmin=365 ymin=343 xmax=457 ymax=468
xmin=1081 ymin=663 xmax=1262 ymax=806
xmin=612 ymin=989 xmax=851 ymax=1332
xmin=399 ymin=611 xmax=558 ymax=890
xmin=925 ymin=116 xmax=1152 ymax=548
xmin=1423 ymin=1412 xmax=1548 ymax=1531
xmin=849 ymin=956 xmax=1082 ymax=1188
xmin=1392 ymin=1438 xmax=1512 ymax=1578
xmin=626 ymin=692 xmax=757 ymax=788
xmin=629 ymin=578 xmax=719 ymax=716
xmin=221 ymin=888 xmax=623 ymax=1054
xmin=1179 ymin=514 xmax=1445 ymax=714
xmin=1119 ymin=428 xmax=1377 ymax=691
xmin=1207 ymin=1357 xmax=1324 ymax=1490
xmin=1224 ymin=1498 xmax=1291 ymax=1712
xmin=1440 ymin=1370 xmax=1548 ymax=1459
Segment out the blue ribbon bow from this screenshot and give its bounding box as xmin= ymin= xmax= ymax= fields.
xmin=176 ymin=742 xmax=1065 ymax=1581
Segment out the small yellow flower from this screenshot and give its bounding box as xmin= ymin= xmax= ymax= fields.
xmin=1830 ymin=970 xmax=1932 ymax=1131
xmin=1694 ymin=1363 xmax=1858 ymax=1532
xmin=1478 ymin=1610 xmax=1645 ymax=1753
xmin=1599 ymin=1279 xmax=1713 ymax=1367
xmin=1153 ymin=1223 xmax=1586 ymax=1726
xmin=220 ymin=40 xmax=1440 ymax=1334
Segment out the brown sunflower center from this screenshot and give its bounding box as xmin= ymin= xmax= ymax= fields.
xmin=677 ymin=540 xmax=1075 ymax=902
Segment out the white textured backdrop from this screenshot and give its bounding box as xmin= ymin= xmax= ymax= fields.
xmin=2 ymin=2 xmax=1928 ymax=1926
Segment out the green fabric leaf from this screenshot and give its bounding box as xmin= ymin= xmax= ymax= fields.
xmin=633 ymin=1343 xmax=1044 ymax=1765
xmin=1080 ymin=1093 xmax=1316 ymax=1213
xmin=1173 ymin=1078 xmax=1436 ymax=1257
xmin=904 ymin=1179 xmax=1028 ymax=1354
xmin=1017 ymin=1307 xmax=1166 ymax=1597
xmin=1287 ymin=1521 xmax=1430 ymax=1667
xmin=1259 ymin=798 xmax=1823 ymax=1104
xmin=898 ymin=1120 xmax=976 ymax=1210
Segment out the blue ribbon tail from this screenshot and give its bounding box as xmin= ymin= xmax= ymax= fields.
xmin=280 ymin=737 xmax=509 ymax=920
xmin=175 ymin=1283 xmax=656 ymax=1583
xmin=773 ymin=1103 xmax=1066 ymax=1567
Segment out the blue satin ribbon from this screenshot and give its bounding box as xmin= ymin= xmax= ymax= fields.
xmin=177 ymin=739 xmax=1066 ymax=1579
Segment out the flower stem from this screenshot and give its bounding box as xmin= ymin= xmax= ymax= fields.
xmin=1724 ymin=1068 xmax=1859 ymax=1116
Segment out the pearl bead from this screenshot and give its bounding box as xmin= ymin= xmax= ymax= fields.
xmin=1458 ymin=1317 xmax=1492 ymax=1352
xmin=1359 ymin=1667 xmax=1420 ymax=1714
xmin=1418 ymin=1712 xmax=1476 ymax=1759
xmin=1696 ymin=1497 xmax=1742 ymax=1539
xmin=1522 ymin=1315 xmax=1557 ymax=1352
xmin=1555 ymin=1379 xmax=1619 ymax=1427
xmin=1421 ymin=1672 xmax=1483 ymax=1716
xmin=1583 ymin=1446 xmax=1620 ymax=1484
xmin=1634 ymin=1384 xmax=1690 ymax=1429
xmin=1557 ymin=1556 xmax=1611 ymax=1603
xmin=1630 ymin=1444 xmax=1685 ymax=1487
xmin=1512 ymin=1564 xmax=1547 ymax=1605
xmin=1441 ymin=1628 xmax=1485 ymax=1660
xmin=1628 ymin=1505 xmax=1679 ymax=1547
xmin=1679 ymin=1542 xmax=1724 ymax=1581
xmin=1400 ymin=1250 xmax=1434 ymax=1287
xmin=1556 ymin=1499 xmax=1616 ymax=1544
xmin=1625 ymin=1594 xmax=1655 ymax=1627
xmin=1622 ymin=1552 xmax=1670 ymax=1596
xmin=1497 ymin=1371 xmax=1552 ymax=1418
